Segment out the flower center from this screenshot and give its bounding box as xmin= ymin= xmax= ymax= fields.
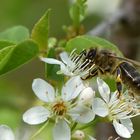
xmin=52 ymin=101 xmax=67 ymax=116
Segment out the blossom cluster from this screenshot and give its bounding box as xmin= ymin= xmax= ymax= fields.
xmin=1 ymin=51 xmax=140 ymax=140
xmin=40 ymin=51 xmax=140 ymax=139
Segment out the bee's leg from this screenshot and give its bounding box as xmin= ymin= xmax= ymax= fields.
xmin=81 ymin=67 xmax=104 ymax=80
xmin=116 ymin=67 xmax=123 ymax=97
xmin=81 ymin=68 xmax=98 ymax=80
xmin=90 ymin=68 xmax=98 ymax=77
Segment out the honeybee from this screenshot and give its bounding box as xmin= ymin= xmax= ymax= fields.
xmin=79 ymin=48 xmax=140 ymax=100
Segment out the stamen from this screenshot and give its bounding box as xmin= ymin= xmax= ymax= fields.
xmin=80 ymin=64 xmax=96 ymax=76
xmin=71 ymin=54 xmax=77 ymax=62
xmin=52 ymin=101 xmax=67 ymax=116
xmin=80 ymin=59 xmax=91 ymax=69
xmin=70 ymin=49 xmax=77 ymax=57
xmin=75 ymin=53 xmax=86 ymax=64
xmin=73 ymin=59 xmax=90 ymax=73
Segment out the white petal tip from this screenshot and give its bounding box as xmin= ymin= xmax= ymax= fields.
xmin=113 ymin=120 xmax=131 ymax=138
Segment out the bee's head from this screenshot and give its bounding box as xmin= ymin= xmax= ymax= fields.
xmin=85 ymin=48 xmax=97 ymax=60
xmin=100 ymin=49 xmax=116 ymax=56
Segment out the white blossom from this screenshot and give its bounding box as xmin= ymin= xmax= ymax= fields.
xmin=0 ymin=125 xmax=15 ymax=140
xmin=41 ymin=50 xmax=94 ymax=77
xmin=72 ymin=130 xmax=85 ymax=140
xmin=72 ymin=130 xmax=96 ymax=140
xmin=79 ymin=87 xmax=95 ymax=105
xmin=23 ymin=76 xmax=95 ymax=140
xmin=92 ymin=77 xmax=140 ymax=138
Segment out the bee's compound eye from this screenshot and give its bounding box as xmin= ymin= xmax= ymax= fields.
xmin=86 ymin=49 xmax=97 ymax=60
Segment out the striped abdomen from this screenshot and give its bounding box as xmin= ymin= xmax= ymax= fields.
xmin=120 ymin=62 xmax=140 ymax=96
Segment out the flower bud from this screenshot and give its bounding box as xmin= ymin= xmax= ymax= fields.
xmin=79 ymin=87 xmax=95 ymax=104
xmin=72 ymin=130 xmax=85 ymax=140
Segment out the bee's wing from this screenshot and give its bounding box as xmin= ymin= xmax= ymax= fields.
xmin=109 ymin=55 xmax=140 ymax=67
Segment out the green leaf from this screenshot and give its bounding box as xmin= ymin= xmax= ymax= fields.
xmin=0 ymin=26 xmax=30 ymax=43
xmin=0 ymin=40 xmax=39 ymax=75
xmin=31 ymin=9 xmax=51 ymax=51
xmin=69 ymin=0 xmax=87 ymax=28
xmin=0 ymin=41 xmax=14 ymax=50
xmin=45 ymin=47 xmax=64 ymax=82
xmin=66 ymin=35 xmax=123 ymax=56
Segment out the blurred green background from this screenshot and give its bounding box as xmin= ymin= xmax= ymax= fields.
xmin=0 ymin=0 xmax=139 ymax=139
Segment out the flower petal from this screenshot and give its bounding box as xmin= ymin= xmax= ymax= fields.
xmin=41 ymin=57 xmax=70 ymax=75
xmin=32 ymin=78 xmax=55 ymax=102
xmin=69 ymin=105 xmax=95 ymax=123
xmin=108 ymin=91 xmax=118 ymax=106
xmin=23 ymin=106 xmax=50 ymax=125
xmin=58 ymin=65 xmax=72 ymax=76
xmin=41 ymin=57 xmax=62 ymax=65
xmin=92 ymin=98 xmax=109 ymax=117
xmin=97 ymin=77 xmax=110 ymax=103
xmin=113 ymin=120 xmax=131 ymax=138
xmin=60 ymin=52 xmax=72 ymax=65
xmin=53 ymin=120 xmax=70 ymax=140
xmin=62 ymin=76 xmax=85 ymax=101
xmin=120 ymin=119 xmax=134 ymax=134
xmin=0 ymin=125 xmax=15 ymax=140
xmin=79 ymin=87 xmax=95 ymax=105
